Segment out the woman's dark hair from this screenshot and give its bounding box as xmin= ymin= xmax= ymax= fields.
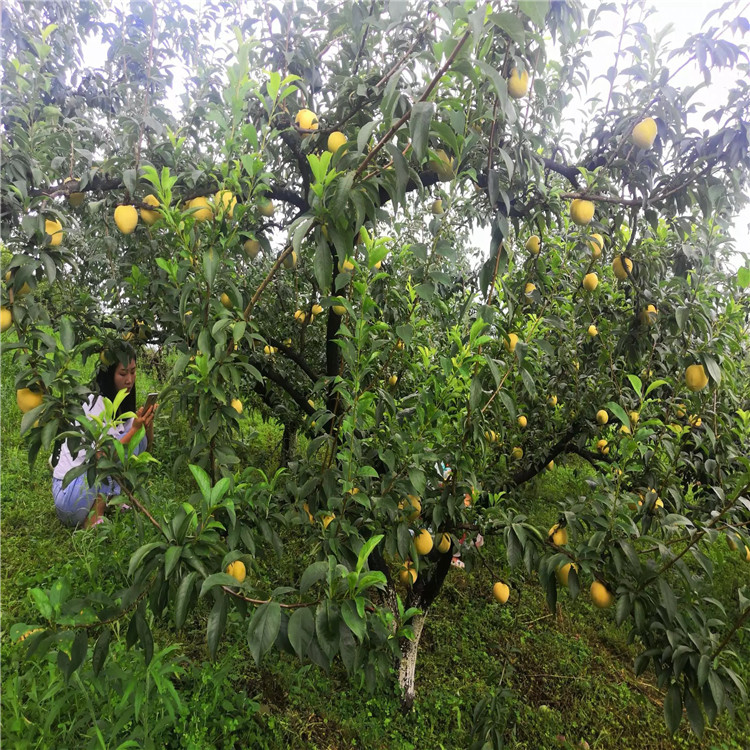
xmin=95 ymin=343 xmax=137 ymax=418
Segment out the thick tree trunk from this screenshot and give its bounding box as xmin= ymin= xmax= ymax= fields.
xmin=281 ymin=423 xmax=298 ymax=464
xmin=398 ymin=611 xmax=427 ymax=711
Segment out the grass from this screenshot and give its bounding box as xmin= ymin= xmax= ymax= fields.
xmin=2 ymin=344 xmax=749 ymax=749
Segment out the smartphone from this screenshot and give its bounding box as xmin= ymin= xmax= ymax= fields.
xmin=144 ymin=392 xmax=159 ymax=410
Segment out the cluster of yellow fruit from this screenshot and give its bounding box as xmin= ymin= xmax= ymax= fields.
xmin=293 ymin=302 xmax=324 ymax=325
xmin=294 ymin=108 xmax=349 ymax=156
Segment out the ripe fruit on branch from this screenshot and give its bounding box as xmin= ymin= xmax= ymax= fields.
xmin=414 ymin=530 xmax=433 ymax=556
xmin=612 ymin=255 xmax=633 ymax=281
xmin=548 ymin=395 xmax=557 ymax=407
xmin=504 ymin=333 xmax=519 ymax=352
xmin=431 ymin=199 xmax=444 ymax=215
xmin=524 ymin=282 xmax=536 ymax=299
xmin=639 ymin=304 xmax=657 ymax=326
xmin=45 ymin=218 xmax=63 ymax=246
xmin=517 ymin=415 xmax=527 ymax=428
xmin=587 ymin=324 xmax=598 ymax=337
xmin=596 ymin=409 xmax=608 ymax=425
xmin=388 ymin=374 xmax=398 ymax=386
xmin=596 ymin=439 xmax=609 ymax=455
xmin=685 ymin=363 xmax=709 ymax=392
xmin=214 ymin=190 xmax=237 ymax=217
xmin=258 ymin=199 xmax=275 ymax=217
xmin=1 ymin=307 xmax=12 ymax=332
xmin=332 ymin=303 xmax=346 ymax=316
xmin=311 ymin=303 xmax=323 ymax=316
xmin=525 ymin=235 xmax=541 ymax=255
xmin=582 ymin=273 xmax=598 ymax=292
xmin=141 ymin=194 xmax=160 ymax=225
xmin=548 ymin=524 xmax=568 ymax=546
xmin=231 ymin=398 xmax=243 ymax=414
xmin=399 ymin=495 xmax=421 ymax=521
xmin=511 ymin=446 xmax=523 ymax=460
xmin=432 ymin=149 xmax=455 ymax=181
xmin=294 ymin=309 xmax=306 ymax=324
xmin=590 ymin=580 xmax=614 ymax=608
xmin=556 ymin=562 xmax=578 ymax=587
xmin=339 ymin=258 xmax=355 ymax=273
xmin=507 ymin=68 xmax=529 ymax=99
xmin=492 ymin=582 xmax=510 ymax=603
xmin=65 ymin=177 xmax=85 ymax=207
xmin=243 ymin=238 xmax=260 ymax=258
xmin=226 ymin=560 xmax=246 ymax=583
xmin=327 ymin=131 xmax=347 ymax=153
xmin=187 ymin=197 xmax=213 ymax=222
xmin=295 ymin=108 xmax=319 ymax=133
xmin=220 ymin=293 xmax=233 ymax=310
xmin=17 ymin=388 xmax=43 ymax=413
xmin=399 ymin=561 xmax=417 ymax=585
xmin=589 ymin=234 xmax=604 ymax=258
xmin=570 ymin=199 xmax=595 ymax=226
xmin=631 ymin=117 xmax=657 ymax=149
xmin=484 ymin=429 xmax=498 ymax=443
xmin=282 ymin=250 xmax=298 ymax=269
xmin=436 ymin=533 xmax=451 ymax=554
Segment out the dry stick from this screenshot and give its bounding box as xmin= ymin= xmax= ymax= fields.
xmin=353 ymin=28 xmax=472 ymax=180
xmin=121 ymin=484 xmax=163 ymax=533
xmin=711 ymin=606 xmax=750 ymax=661
xmin=220 ymin=585 xmax=317 ymax=610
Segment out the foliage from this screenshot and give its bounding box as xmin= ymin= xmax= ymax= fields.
xmin=2 ymin=0 xmax=750 ymax=741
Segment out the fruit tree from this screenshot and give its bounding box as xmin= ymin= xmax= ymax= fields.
xmin=2 ymin=0 xmax=750 ymax=737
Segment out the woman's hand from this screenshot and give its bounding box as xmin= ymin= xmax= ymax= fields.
xmin=133 ymin=403 xmax=157 ymax=432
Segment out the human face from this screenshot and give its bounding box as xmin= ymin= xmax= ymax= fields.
xmin=113 ymin=359 xmax=136 ymax=393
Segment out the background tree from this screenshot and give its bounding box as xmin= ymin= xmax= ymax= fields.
xmin=2 ymin=0 xmax=750 ymax=737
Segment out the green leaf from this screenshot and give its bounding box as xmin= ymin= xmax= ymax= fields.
xmin=314 ymin=240 xmax=333 ymax=293
xmin=664 ymin=682 xmax=682 ymax=735
xmin=288 ymin=606 xmax=314 ymax=658
xmin=247 ymin=602 xmax=281 ymax=665
xmin=684 ymin=688 xmax=705 ymax=738
xmin=189 ymin=464 xmax=212 ymax=500
xmin=702 ymin=355 xmax=721 ymax=385
xmin=300 ymin=561 xmax=328 ymax=594
xmin=627 ymin=374 xmax=643 ymax=398
xmin=356 ymin=535 xmax=383 ymax=575
xmin=341 ymin=599 xmax=366 ymax=642
xmin=605 ymin=401 xmax=630 ymax=428
xmin=207 ymin=593 xmax=227 ymax=661
xmin=92 ymin=629 xmax=111 ymax=677
xmin=315 ymin=601 xmax=340 ymax=662
xmin=175 ymin=572 xmax=198 ymax=629
xmin=519 ymin=0 xmax=549 ymax=27
xmin=409 ymin=102 xmax=435 ymax=162
xmin=199 ymin=573 xmax=239 ymax=597
xmin=128 ymin=542 xmax=165 ymax=578
xmin=737 ymin=266 xmax=750 ymax=288
xmin=164 ymin=545 xmax=183 ymax=579
xmin=644 ymin=379 xmax=669 ymax=397
xmin=69 ymin=629 xmax=87 ymax=675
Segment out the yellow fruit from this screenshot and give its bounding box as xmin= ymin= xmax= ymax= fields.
xmin=220 ymin=293 xmax=233 ymax=310
xmin=399 ymin=561 xmax=417 ymax=585
xmin=140 ymin=194 xmax=160 ymax=225
xmin=596 ymin=438 xmax=608 ymax=454
xmin=115 ymin=205 xmax=139 ymax=234
xmin=583 ymin=273 xmax=598 ymax=292
xmin=507 ymin=68 xmax=530 ymax=99
xmin=263 ymin=345 xmax=274 ymax=355
xmin=311 ymin=303 xmax=323 ymax=316
xmin=484 ymin=430 xmax=498 ymax=443
xmin=431 ymin=199 xmax=444 ymax=215
xmin=638 ymin=304 xmax=657 ymax=326
xmin=327 ymin=131 xmax=347 ymax=153
xmin=590 ymin=580 xmax=614 ymax=608
xmin=226 ymin=560 xmax=246 ymax=583
xmin=388 ymin=374 xmax=398 ymax=386
xmin=589 ymin=234 xmax=604 ymax=258
xmin=243 ymin=238 xmax=260 ymax=258
xmin=295 ymin=108 xmax=319 ymax=133
xmin=414 ymin=530 xmax=433 ymax=556
xmin=517 ymin=415 xmax=527 ymax=428
xmin=399 ymin=495 xmax=421 ymax=521
xmin=17 ymin=388 xmax=43 ymax=413
xmin=294 ymin=310 xmax=306 ymax=324
xmin=436 ymin=533 xmax=451 ymax=554
xmin=339 ymin=258 xmax=355 ymax=273
xmin=282 ymin=250 xmax=298 ymax=270
xmin=231 ymin=398 xmax=243 ymax=414
xmin=214 ymin=190 xmax=237 ymax=218
xmin=685 ymin=364 xmax=709 ymax=392
xmin=1 ymin=307 xmax=12 ymax=332
xmin=504 ymin=333 xmax=519 ymax=353
xmin=546 ymin=461 xmax=555 ymax=471
xmin=322 ymin=514 xmax=335 ymax=529
xmin=556 ymin=562 xmax=578 ymax=587
xmin=45 ymin=219 xmax=63 ymax=246
xmin=629 ymin=411 xmax=639 ymax=425
xmin=258 ymin=199 xmax=275 ymax=217
xmin=525 ymin=235 xmax=541 ymax=255
xmin=745 ymin=545 xmax=750 ymax=562
xmin=396 ymin=340 xmax=404 ymax=351
xmin=548 ymin=395 xmax=557 ymax=407
xmin=524 ymin=282 xmax=536 ymax=298
xmin=433 ymin=149 xmax=455 ymax=181
xmin=492 ymin=581 xmax=510 ymax=603
xmin=674 ymin=404 xmax=686 ymax=418
xmin=596 ymin=409 xmax=608 ymax=425
xmin=572 ymin=360 xmax=580 ymax=371
xmin=187 ymin=197 xmax=213 ymax=222
xmin=64 ymin=178 xmax=85 ymax=207
xmin=588 ymin=324 xmax=598 ymax=337
xmin=612 ymin=255 xmax=633 ymax=281
xmin=549 ymin=524 xmax=568 ymax=546
xmin=632 ymin=117 xmax=657 ymax=149
xmin=688 ymin=414 xmax=702 ymax=428
xmin=570 ymin=199 xmax=595 ymax=226
xmin=620 ymin=425 xmax=631 ymax=435
xmin=332 ymin=304 xmax=346 ymax=316
xmin=511 ymin=446 xmax=523 ymax=460
xmin=654 ymin=497 xmax=664 ymax=509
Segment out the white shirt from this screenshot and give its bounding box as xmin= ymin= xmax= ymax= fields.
xmin=52 ymin=395 xmax=136 ymax=480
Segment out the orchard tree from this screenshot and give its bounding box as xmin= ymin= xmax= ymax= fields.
xmin=3 ymin=0 xmax=750 ymax=737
